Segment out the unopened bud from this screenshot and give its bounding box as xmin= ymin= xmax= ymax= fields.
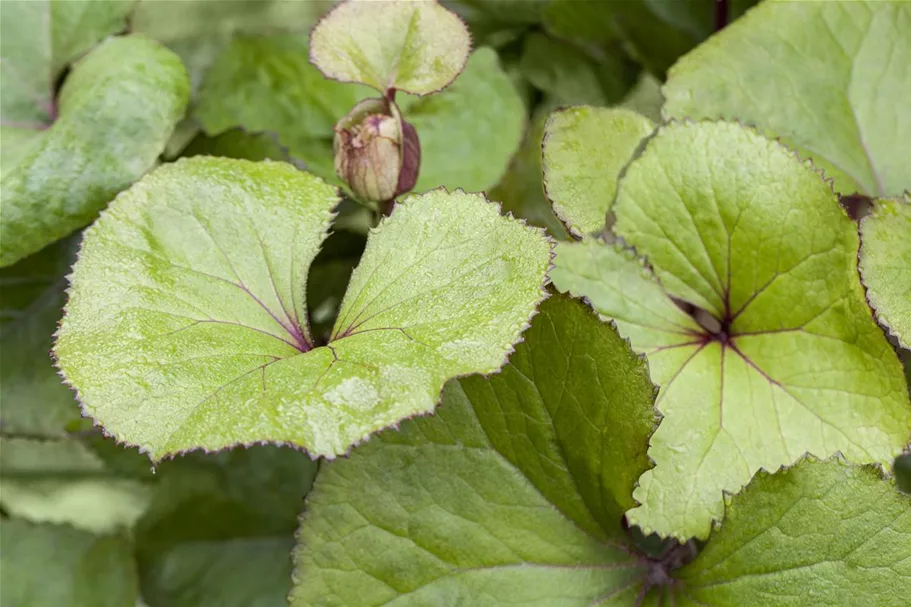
xmin=333 ymin=97 xmax=421 ymax=203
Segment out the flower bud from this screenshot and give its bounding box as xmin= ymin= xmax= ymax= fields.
xmin=333 ymin=97 xmax=421 ymax=204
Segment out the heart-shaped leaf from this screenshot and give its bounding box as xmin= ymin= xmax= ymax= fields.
xmin=859 ymin=196 xmax=911 ymax=350
xmin=551 ymin=121 xmax=910 ymax=540
xmin=663 ymin=0 xmax=911 ymax=197
xmin=54 ymin=157 xmax=551 ymax=460
xmin=543 ymin=106 xmax=654 ymax=237
xmin=0 ymin=35 xmax=190 ymax=267
xmin=292 ymin=294 xmax=659 ymax=605
xmin=676 ymin=457 xmax=911 ymax=606
xmin=310 ymin=0 xmax=471 ymax=95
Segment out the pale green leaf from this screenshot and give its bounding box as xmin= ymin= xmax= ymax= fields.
xmin=310 ymin=0 xmax=471 ymax=95
xmin=0 ymin=238 xmax=82 ymax=435
xmin=675 ymin=458 xmax=911 ymax=606
xmin=0 ymin=0 xmax=132 ymax=126
xmin=543 ymin=107 xmax=654 ymax=237
xmin=552 ymin=121 xmax=911 ymax=540
xmin=663 ymin=0 xmax=911 ymax=197
xmin=54 ymin=158 xmax=551 ymax=459
xmin=859 ymin=196 xmax=911 ymax=350
xmin=292 ymin=295 xmax=658 ymax=606
xmin=0 ymin=436 xmax=153 ymax=534
xmin=196 ymin=34 xmax=373 ymax=142
xmin=0 ymin=35 xmax=190 ymax=267
xmin=0 ymin=519 xmax=139 ymax=607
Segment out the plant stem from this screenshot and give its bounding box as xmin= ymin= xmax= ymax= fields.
xmin=715 ymin=0 xmax=729 ymax=31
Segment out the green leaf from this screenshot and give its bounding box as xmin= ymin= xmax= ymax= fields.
xmin=618 ymin=72 xmax=664 ymax=124
xmin=551 ymin=121 xmax=911 ymax=540
xmin=518 ymin=33 xmax=637 ymax=108
xmin=859 ymin=196 xmax=911 ymax=350
xmin=0 ymin=35 xmax=190 ymax=267
xmin=444 ymin=0 xmax=546 ymax=48
xmin=131 ymin=0 xmax=333 ymax=92
xmin=405 ymin=47 xmax=525 ymax=192
xmin=181 ymin=128 xmax=294 ymax=163
xmin=292 ymin=295 xmax=657 ymax=606
xmin=54 ymin=157 xmax=551 ymax=460
xmin=0 ymin=0 xmax=133 ymax=126
xmin=675 ymin=457 xmax=911 ymax=606
xmin=542 ymin=107 xmax=654 ymax=237
xmin=663 ymin=0 xmax=911 ymax=197
xmin=196 ymin=34 xmax=374 ymax=143
xmin=0 ymin=436 xmax=154 ymax=533
xmin=310 ymin=0 xmax=471 ymax=95
xmin=488 ymin=110 xmax=567 ymax=239
xmin=0 ymin=238 xmax=82 ymax=435
xmin=135 ymin=445 xmax=317 ymax=607
xmin=0 ymin=519 xmax=139 ymax=607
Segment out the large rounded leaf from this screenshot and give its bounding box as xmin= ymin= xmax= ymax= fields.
xmin=310 ymin=0 xmax=471 ymax=95
xmin=664 ymin=0 xmax=911 ymax=197
xmin=859 ymin=196 xmax=911 ymax=350
xmin=552 ymin=121 xmax=911 ymax=540
xmin=55 ymin=157 xmax=551 ymax=459
xmin=0 ymin=35 xmax=190 ymax=267
xmin=292 ymin=295 xmax=658 ymax=605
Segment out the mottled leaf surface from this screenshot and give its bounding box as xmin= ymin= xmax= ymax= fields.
xmin=1 ymin=35 xmax=190 ymax=267
xmin=543 ymin=107 xmax=654 ymax=237
xmin=859 ymin=196 xmax=911 ymax=349
xmin=292 ymin=295 xmax=658 ymax=606
xmin=310 ymin=0 xmax=471 ymax=95
xmin=664 ymin=0 xmax=911 ymax=196
xmin=0 ymin=519 xmax=139 ymax=607
xmin=0 ymin=0 xmax=132 ymax=126
xmin=676 ymin=458 xmax=911 ymax=606
xmin=552 ymin=121 xmax=911 ymax=539
xmin=55 ymin=158 xmax=551 ymax=459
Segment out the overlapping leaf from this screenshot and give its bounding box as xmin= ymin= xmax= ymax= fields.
xmin=859 ymin=196 xmax=911 ymax=349
xmin=310 ymin=0 xmax=471 ymax=95
xmin=551 ymin=120 xmax=911 ymax=540
xmin=664 ymin=0 xmax=911 ymax=196
xmin=0 ymin=35 xmax=190 ymax=267
xmin=675 ymin=457 xmax=911 ymax=606
xmin=542 ymin=106 xmax=654 ymax=237
xmin=55 ymin=157 xmax=551 ymax=460
xmin=292 ymin=295 xmax=659 ymax=605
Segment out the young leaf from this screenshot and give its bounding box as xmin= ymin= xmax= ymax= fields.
xmin=0 ymin=238 xmax=82 ymax=435
xmin=194 ymin=42 xmax=524 ymax=194
xmin=859 ymin=196 xmax=911 ymax=350
xmin=0 ymin=519 xmax=139 ymax=607
xmin=543 ymin=107 xmax=654 ymax=237
xmin=675 ymin=457 xmax=911 ymax=606
xmin=310 ymin=0 xmax=471 ymax=95
xmin=292 ymin=295 xmax=658 ymax=605
xmin=0 ymin=35 xmax=190 ymax=267
xmin=551 ymin=121 xmax=911 ymax=540
xmin=54 ymin=157 xmax=551 ymax=460
xmin=663 ymin=0 xmax=911 ymax=197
